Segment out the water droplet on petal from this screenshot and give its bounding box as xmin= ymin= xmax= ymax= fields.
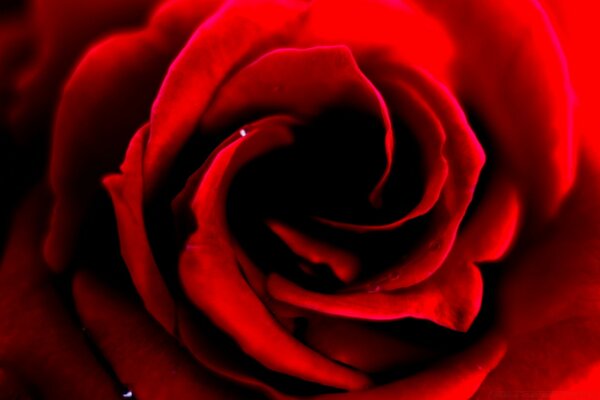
xmin=239 ymin=129 xmax=247 ymax=137
xmin=122 ymin=390 xmax=133 ymax=398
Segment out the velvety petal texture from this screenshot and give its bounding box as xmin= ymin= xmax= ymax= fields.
xmin=0 ymin=0 xmax=597 ymax=398
xmin=73 ymin=270 xmax=246 ymax=400
xmin=46 ymin=0 xmax=222 ymax=270
xmin=200 ymin=44 xmax=395 ymax=205
xmin=145 ymin=0 xmax=311 ymax=192
xmin=415 ymin=0 xmax=575 ymax=220
xmin=539 ymin=1 xmax=600 ymax=161
xmin=344 ymin=67 xmax=486 ymax=292
xmin=302 ymin=318 xmax=435 ymax=373
xmin=102 ymin=125 xmax=177 ymax=333
xmin=180 ymin=117 xmax=372 ymax=391
xmin=9 ymin=0 xmax=161 ymax=143
xmin=266 ymin=251 xmax=482 ymax=332
xmin=0 ymin=188 xmax=120 ymax=399
xmin=311 ymin=334 xmax=507 ymax=400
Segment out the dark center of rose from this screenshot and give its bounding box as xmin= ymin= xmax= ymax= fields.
xmin=227 ymin=106 xmax=429 ymax=294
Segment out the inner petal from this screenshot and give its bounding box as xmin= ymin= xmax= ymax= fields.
xmin=179 ymin=116 xmax=371 ymax=391
xmin=200 ymin=45 xmax=396 ymax=207
xmin=226 ymin=107 xmax=425 ymax=292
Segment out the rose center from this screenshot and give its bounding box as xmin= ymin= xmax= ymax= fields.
xmin=227 ymin=107 xmax=426 ymax=292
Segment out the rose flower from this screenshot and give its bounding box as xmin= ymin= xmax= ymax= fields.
xmin=1 ymin=0 xmax=599 ymax=399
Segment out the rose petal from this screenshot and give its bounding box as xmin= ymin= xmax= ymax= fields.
xmin=10 ymin=0 xmax=161 ymax=142
xmin=170 ymin=42 xmax=394 ymax=246
xmin=315 ymin=75 xmax=448 ymax=231
xmin=171 ymin=132 xmax=299 ymax=326
xmin=346 ymin=67 xmax=485 ymax=291
xmin=0 ymin=187 xmax=120 ymax=399
xmin=177 ymin=309 xmax=292 ymax=400
xmin=180 ymin=117 xmax=371 ymax=391
xmin=46 ymin=0 xmax=221 ymax=270
xmin=102 ymin=124 xmax=177 ymax=333
xmin=303 ymin=318 xmax=436 ymax=373
xmin=418 ymin=0 xmax=575 ymax=219
xmin=200 ymin=45 xmax=395 ymax=206
xmin=73 ymin=270 xmax=245 ymax=400
xmin=458 ymin=176 xmax=521 ymax=263
xmin=172 ymin=129 xmax=303 ymax=338
xmin=267 ymin=248 xmax=483 ymax=332
xmin=474 ymin=158 xmax=600 ymax=396
xmin=539 ymin=1 xmax=600 ymax=161
xmin=550 ymin=361 xmax=600 ymax=400
xmin=475 ymin=318 xmax=600 ymax=399
xmin=174 ymin=132 xmax=296 ymax=326
xmin=296 ymin=0 xmax=453 ymax=81
xmin=268 ymin=219 xmax=360 ymax=284
xmin=144 ymin=0 xmax=310 ymax=193
xmin=171 ymin=129 xmax=240 ymax=230
xmin=500 ymin=156 xmax=600 ymax=337
xmin=309 ymin=334 xmax=506 ymax=400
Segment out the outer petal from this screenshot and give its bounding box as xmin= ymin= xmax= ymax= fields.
xmin=0 ymin=187 xmax=119 ymax=399
xmin=500 ymin=156 xmax=600 ymax=337
xmin=295 ymin=0 xmax=454 ymax=81
xmin=457 ymin=176 xmax=521 ymax=263
xmin=73 ymin=270 xmax=248 ymax=400
xmin=310 ymin=334 xmax=506 ymax=400
xmin=539 ymin=0 xmax=600 ymax=160
xmin=416 ymin=0 xmax=575 ymax=219
xmin=102 ymin=124 xmax=177 ymax=333
xmin=550 ymin=361 xmax=600 ymax=400
xmin=475 ymin=318 xmax=600 ymax=399
xmin=477 ymin=157 xmax=600 ymax=396
xmin=45 ymin=0 xmax=221 ymax=270
xmin=176 ymin=309 xmax=292 ymax=400
xmin=9 ymin=0 xmax=161 ymax=142
xmin=303 ymin=318 xmax=436 ymax=373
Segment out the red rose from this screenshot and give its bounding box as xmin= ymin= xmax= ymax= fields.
xmin=1 ymin=0 xmax=599 ymax=399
